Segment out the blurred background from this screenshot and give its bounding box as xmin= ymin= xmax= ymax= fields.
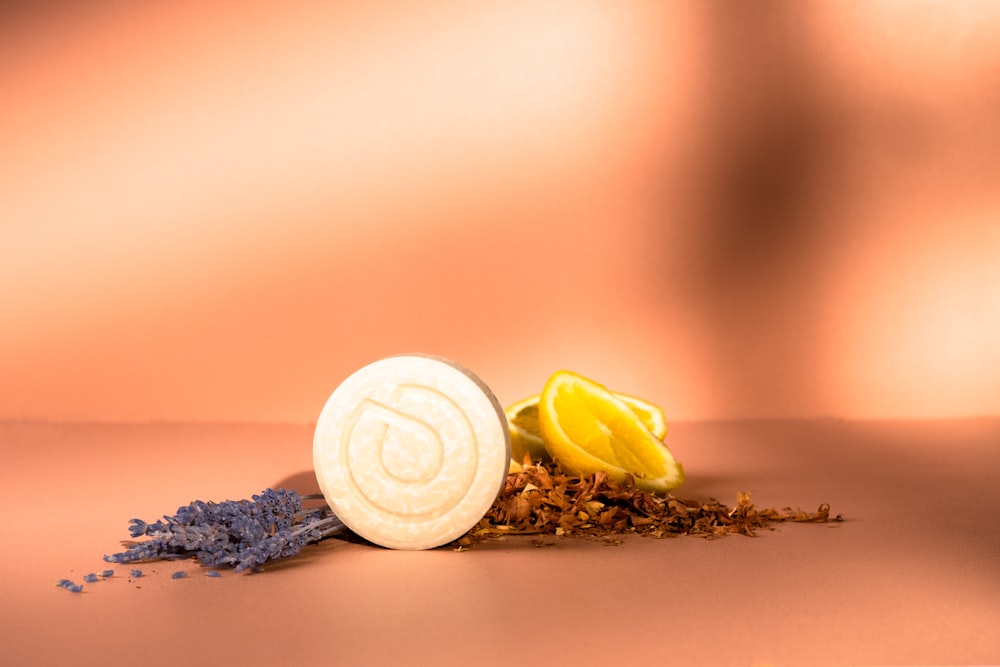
xmin=2 ymin=0 xmax=998 ymax=423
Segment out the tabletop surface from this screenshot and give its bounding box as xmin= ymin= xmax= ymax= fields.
xmin=2 ymin=418 xmax=998 ymax=667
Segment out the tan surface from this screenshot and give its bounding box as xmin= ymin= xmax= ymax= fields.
xmin=2 ymin=419 xmax=998 ymax=666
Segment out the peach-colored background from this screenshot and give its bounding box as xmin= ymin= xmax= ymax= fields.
xmin=2 ymin=1 xmax=999 ymax=423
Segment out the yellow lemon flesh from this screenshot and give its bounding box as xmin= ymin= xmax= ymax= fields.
xmin=505 ymin=395 xmax=550 ymax=464
xmin=609 ymin=392 xmax=668 ymax=441
xmin=538 ymin=371 xmax=684 ymax=494
xmin=506 ymin=390 xmax=667 ymax=464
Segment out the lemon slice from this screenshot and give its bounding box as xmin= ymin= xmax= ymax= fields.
xmin=538 ymin=370 xmax=684 ymax=494
xmin=505 ymin=395 xmax=550 ymax=464
xmin=609 ymin=392 xmax=668 ymax=440
xmin=506 ymin=390 xmax=667 ymax=464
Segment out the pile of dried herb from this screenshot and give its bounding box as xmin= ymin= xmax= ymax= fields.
xmin=454 ymin=462 xmax=841 ymax=548
xmin=104 ymin=489 xmax=346 ymax=571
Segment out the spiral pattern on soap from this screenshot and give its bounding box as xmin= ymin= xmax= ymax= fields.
xmin=340 ymin=385 xmax=479 ymax=520
xmin=313 ymin=354 xmax=511 ymax=550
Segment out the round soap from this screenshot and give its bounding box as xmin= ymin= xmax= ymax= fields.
xmin=313 ymin=355 xmax=511 ymax=550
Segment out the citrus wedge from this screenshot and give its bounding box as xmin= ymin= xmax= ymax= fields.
xmin=537 ymin=370 xmax=684 ymax=494
xmin=611 ymin=392 xmax=668 ymax=440
xmin=505 ymin=395 xmax=549 ymax=464
xmin=506 ymin=390 xmax=667 ymax=463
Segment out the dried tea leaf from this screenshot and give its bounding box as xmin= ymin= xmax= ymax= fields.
xmin=454 ymin=461 xmax=843 ymax=548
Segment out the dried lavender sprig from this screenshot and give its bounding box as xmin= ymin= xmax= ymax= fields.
xmin=105 ymin=488 xmax=346 ymax=573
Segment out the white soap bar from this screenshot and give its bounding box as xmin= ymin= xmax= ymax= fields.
xmin=313 ymin=355 xmax=511 ymax=550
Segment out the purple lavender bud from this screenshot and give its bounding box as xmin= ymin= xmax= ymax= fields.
xmin=100 ymin=569 xmax=114 ymax=577
xmin=83 ymin=573 xmax=98 ymax=583
xmin=127 ymin=519 xmax=149 ymax=538
xmin=106 ymin=487 xmax=339 ymax=573
xmin=130 ymin=569 xmax=143 ymax=578
xmin=171 ymin=571 xmax=187 ymax=579
xmin=68 ymin=584 xmax=84 ymax=593
xmin=205 ymin=570 xmax=221 ymax=577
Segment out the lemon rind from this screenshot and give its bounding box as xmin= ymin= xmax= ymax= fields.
xmin=537 ymin=371 xmax=685 ymax=494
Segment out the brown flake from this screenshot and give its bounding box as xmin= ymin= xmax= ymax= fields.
xmin=454 ymin=461 xmax=843 ymax=547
